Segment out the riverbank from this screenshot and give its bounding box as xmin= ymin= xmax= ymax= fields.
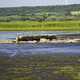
xmin=0 ymin=31 xmax=80 ymax=44
xmin=0 ymin=39 xmax=80 ymax=44
xmin=0 ymin=40 xmax=16 ymax=43
xmin=0 ymin=21 xmax=80 ymax=31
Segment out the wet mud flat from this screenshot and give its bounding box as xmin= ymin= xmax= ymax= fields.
xmin=0 ymin=40 xmax=16 ymax=43
xmin=0 ymin=32 xmax=80 ymax=80
xmin=0 ymin=43 xmax=80 ymax=80
xmin=0 ymin=54 xmax=80 ymax=80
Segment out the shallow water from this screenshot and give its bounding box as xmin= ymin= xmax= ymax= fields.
xmin=0 ymin=43 xmax=80 ymax=57
xmin=0 ymin=31 xmax=80 ymax=57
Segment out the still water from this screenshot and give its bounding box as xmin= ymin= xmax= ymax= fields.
xmin=0 ymin=31 xmax=80 ymax=57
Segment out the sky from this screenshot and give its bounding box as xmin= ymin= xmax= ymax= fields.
xmin=0 ymin=0 xmax=80 ymax=7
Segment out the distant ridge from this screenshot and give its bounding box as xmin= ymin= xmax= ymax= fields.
xmin=0 ymin=4 xmax=80 ymax=16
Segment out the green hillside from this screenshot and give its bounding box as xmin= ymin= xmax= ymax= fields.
xmin=0 ymin=4 xmax=80 ymax=16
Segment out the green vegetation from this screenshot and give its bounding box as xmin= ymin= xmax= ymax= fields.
xmin=0 ymin=4 xmax=80 ymax=17
xmin=0 ymin=54 xmax=80 ymax=80
xmin=0 ymin=21 xmax=80 ymax=31
xmin=0 ymin=4 xmax=80 ymax=31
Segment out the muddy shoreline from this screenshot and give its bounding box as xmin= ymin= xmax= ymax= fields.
xmin=0 ymin=37 xmax=80 ymax=44
xmin=0 ymin=33 xmax=80 ymax=44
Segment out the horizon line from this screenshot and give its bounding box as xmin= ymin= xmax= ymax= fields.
xmin=0 ymin=3 xmax=80 ymax=8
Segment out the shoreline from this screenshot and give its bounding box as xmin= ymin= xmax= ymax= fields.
xmin=0 ymin=40 xmax=16 ymax=44
xmin=0 ymin=39 xmax=80 ymax=44
xmin=0 ymin=32 xmax=80 ymax=44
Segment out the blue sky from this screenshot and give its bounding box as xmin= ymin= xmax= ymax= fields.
xmin=0 ymin=0 xmax=80 ymax=7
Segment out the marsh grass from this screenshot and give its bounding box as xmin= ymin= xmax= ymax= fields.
xmin=0 ymin=21 xmax=80 ymax=31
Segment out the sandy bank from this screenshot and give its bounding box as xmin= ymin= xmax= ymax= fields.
xmin=0 ymin=40 xmax=16 ymax=43
xmin=0 ymin=39 xmax=80 ymax=44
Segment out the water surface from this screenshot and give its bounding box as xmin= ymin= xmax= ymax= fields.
xmin=0 ymin=31 xmax=80 ymax=57
xmin=0 ymin=43 xmax=80 ymax=57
